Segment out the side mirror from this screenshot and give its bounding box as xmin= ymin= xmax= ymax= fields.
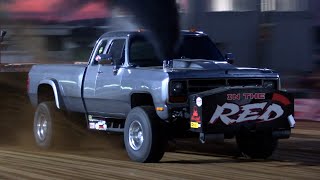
xmin=225 ymin=53 xmax=235 ymax=64
xmin=95 ymin=54 xmax=113 ymax=65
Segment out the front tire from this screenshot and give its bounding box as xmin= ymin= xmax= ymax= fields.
xmin=236 ymin=130 xmax=278 ymax=159
xmin=124 ymin=106 xmax=167 ymax=163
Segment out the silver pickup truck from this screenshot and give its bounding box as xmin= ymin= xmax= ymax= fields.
xmin=28 ymin=30 xmax=295 ymax=163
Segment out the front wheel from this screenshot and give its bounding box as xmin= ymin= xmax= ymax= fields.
xmin=236 ymin=130 xmax=278 ymax=159
xmin=124 ymin=106 xmax=167 ymax=163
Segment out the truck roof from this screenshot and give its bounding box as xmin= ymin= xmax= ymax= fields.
xmin=99 ymin=30 xmax=207 ymax=39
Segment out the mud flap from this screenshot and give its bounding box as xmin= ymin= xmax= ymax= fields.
xmin=189 ymin=87 xmax=294 ymax=143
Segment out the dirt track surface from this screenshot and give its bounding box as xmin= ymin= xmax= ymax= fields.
xmin=0 ymin=73 xmax=320 ymax=179
xmin=0 ymin=122 xmax=319 ymax=180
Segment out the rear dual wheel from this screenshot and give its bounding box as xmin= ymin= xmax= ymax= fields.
xmin=236 ymin=130 xmax=278 ymax=159
xmin=33 ymin=101 xmax=82 ymax=149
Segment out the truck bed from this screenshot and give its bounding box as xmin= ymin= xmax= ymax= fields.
xmin=28 ymin=64 xmax=87 ymax=113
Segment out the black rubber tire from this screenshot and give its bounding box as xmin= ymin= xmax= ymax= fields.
xmin=124 ymin=106 xmax=167 ymax=163
xmin=33 ymin=101 xmax=80 ymax=149
xmin=236 ymin=130 xmax=278 ymax=159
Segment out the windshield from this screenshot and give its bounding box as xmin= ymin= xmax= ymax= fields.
xmin=176 ymin=35 xmax=224 ymax=61
xmin=129 ymin=34 xmax=224 ymax=67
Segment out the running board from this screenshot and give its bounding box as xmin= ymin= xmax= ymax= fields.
xmin=106 ymin=128 xmax=124 ymax=133
xmin=88 ymin=115 xmax=124 ymax=133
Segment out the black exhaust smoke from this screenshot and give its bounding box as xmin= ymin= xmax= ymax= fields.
xmin=114 ymin=0 xmax=180 ymax=60
xmin=52 ymin=0 xmax=180 ymax=60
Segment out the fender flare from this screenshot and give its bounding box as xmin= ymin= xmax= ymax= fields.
xmin=129 ymin=91 xmax=168 ymax=120
xmin=39 ymin=79 xmax=62 ymax=109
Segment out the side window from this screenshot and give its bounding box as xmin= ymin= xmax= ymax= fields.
xmin=108 ymin=39 xmax=126 ymax=65
xmin=93 ymin=40 xmax=108 ymax=65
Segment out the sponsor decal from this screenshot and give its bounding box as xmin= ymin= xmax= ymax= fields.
xmin=191 ymin=106 xmax=201 ymax=122
xmin=89 ymin=123 xmax=95 ymax=129
xmin=95 ymin=121 xmax=107 ymax=131
xmin=88 ymin=117 xmax=107 ymax=130
xmin=209 ymin=102 xmax=284 ymax=125
xmin=191 ymin=122 xmax=201 ymax=128
xmin=272 ymin=93 xmax=291 ymax=106
xmin=227 ymin=93 xmax=265 ymax=101
xmin=196 ymin=97 xmax=202 ymax=107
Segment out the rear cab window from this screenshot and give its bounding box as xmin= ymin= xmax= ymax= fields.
xmin=128 ymin=34 xmax=225 ymax=67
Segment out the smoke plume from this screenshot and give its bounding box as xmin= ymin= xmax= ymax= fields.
xmin=115 ymin=0 xmax=180 ymax=60
xmin=53 ymin=0 xmax=180 ymax=60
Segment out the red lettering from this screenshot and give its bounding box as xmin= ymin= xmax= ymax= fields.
xmin=243 ymin=93 xmax=265 ymax=100
xmin=234 ymin=94 xmax=240 ymax=100
xmin=257 ymin=93 xmax=265 ymax=99
xmin=227 ymin=94 xmax=240 ymax=101
xmin=243 ymin=93 xmax=251 ymax=99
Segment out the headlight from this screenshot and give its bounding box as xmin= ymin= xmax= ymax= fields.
xmin=169 ymin=81 xmax=188 ymax=103
xmin=170 ymin=81 xmax=187 ymax=95
xmin=173 ymin=82 xmax=185 ymax=93
xmin=263 ymin=80 xmax=276 ymax=89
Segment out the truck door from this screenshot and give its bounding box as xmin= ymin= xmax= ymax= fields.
xmin=94 ymin=38 xmax=127 ymax=117
xmin=83 ymin=38 xmax=109 ymax=115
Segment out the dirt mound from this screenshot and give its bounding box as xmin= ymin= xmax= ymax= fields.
xmin=0 ymin=73 xmax=32 ymax=145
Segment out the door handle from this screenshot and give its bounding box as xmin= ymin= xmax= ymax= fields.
xmin=98 ymin=71 xmax=103 ymax=74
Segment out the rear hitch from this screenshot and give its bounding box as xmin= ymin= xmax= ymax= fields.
xmin=272 ymin=130 xmax=291 ymax=139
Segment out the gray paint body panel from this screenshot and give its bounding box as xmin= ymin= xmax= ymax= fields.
xmin=28 ymin=64 xmax=87 ymax=112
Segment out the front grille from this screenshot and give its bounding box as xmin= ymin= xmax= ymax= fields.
xmin=228 ymin=79 xmax=263 ymax=86
xmin=188 ymin=79 xmax=226 ymax=93
xmin=187 ymin=79 xmax=264 ymax=94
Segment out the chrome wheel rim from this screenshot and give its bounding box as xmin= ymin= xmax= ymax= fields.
xmin=36 ymin=114 xmax=48 ymax=141
xmin=128 ymin=120 xmax=144 ymax=151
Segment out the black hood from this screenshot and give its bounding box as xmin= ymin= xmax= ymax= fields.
xmin=167 ymin=59 xmax=278 ymax=79
xmin=171 ymin=59 xmax=235 ymax=70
